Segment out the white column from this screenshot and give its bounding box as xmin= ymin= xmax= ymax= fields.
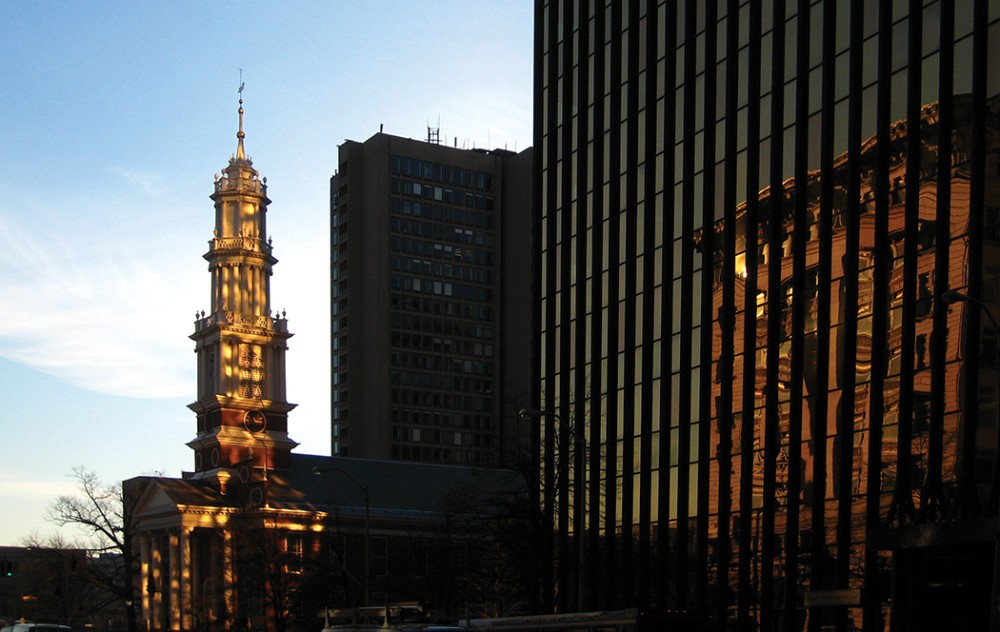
xmin=220 ymin=266 xmax=228 ymax=311
xmin=214 ymin=264 xmax=223 ymax=313
xmin=168 ymin=530 xmax=180 ymax=631
xmin=246 ymin=265 xmax=253 ymax=316
xmin=140 ymin=535 xmax=152 ymax=629
xmin=179 ymin=527 xmax=193 ymax=631
xmin=228 ymin=340 xmax=238 ymax=397
xmin=274 ymin=345 xmax=286 ymax=401
xmin=253 ymin=267 xmax=261 ymax=316
xmin=222 ymin=529 xmax=234 ymax=632
xmin=242 ymin=264 xmax=250 ymax=314
xmin=151 ymin=536 xmax=163 ymax=632
xmin=263 ymin=269 xmax=271 ymax=316
xmin=232 ymin=263 xmax=238 ymax=313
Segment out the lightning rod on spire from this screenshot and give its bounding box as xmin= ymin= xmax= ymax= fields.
xmin=236 ymin=68 xmax=246 ymax=160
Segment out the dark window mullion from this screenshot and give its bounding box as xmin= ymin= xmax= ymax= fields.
xmin=956 ymin=0 xmax=990 ymax=518
xmin=694 ymin=0 xmax=717 ymax=615
xmin=637 ymin=0 xmax=659 ymax=609
xmin=765 ymin=3 xmax=799 ymax=631
xmin=588 ymin=2 xmax=609 ymax=611
xmin=739 ymin=2 xmax=760 ymax=630
xmin=619 ymin=0 xmax=641 ymax=606
xmin=887 ymin=0 xmax=925 ymax=527
xmin=925 ymin=0 xmax=955 ymax=520
xmin=722 ymin=0 xmax=745 ymax=624
xmin=574 ymin=0 xmax=594 ymax=611
xmin=556 ymin=0 xmax=576 ymax=614
xmin=862 ymin=0 xmax=895 ymax=627
xmin=834 ymin=0 xmax=866 ymax=602
xmin=540 ymin=0 xmax=562 ymax=614
xmin=792 ymin=0 xmax=816 ymax=601
xmin=602 ymin=0 xmax=623 ymax=609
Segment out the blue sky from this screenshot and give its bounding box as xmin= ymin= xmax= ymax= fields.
xmin=0 ymin=1 xmax=533 ymax=545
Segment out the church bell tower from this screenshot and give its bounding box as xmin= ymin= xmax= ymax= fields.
xmin=187 ymin=92 xmax=297 ymax=486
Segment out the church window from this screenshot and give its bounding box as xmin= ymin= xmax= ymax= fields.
xmin=284 ymin=533 xmax=303 ymax=574
xmin=372 ymin=537 xmax=388 ymax=576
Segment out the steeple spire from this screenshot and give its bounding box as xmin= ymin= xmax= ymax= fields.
xmin=187 ymin=92 xmax=297 ymax=483
xmin=236 ymin=73 xmax=246 ymax=161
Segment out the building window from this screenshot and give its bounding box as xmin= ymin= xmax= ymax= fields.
xmin=372 ymin=537 xmax=388 ymax=577
xmin=284 ymin=533 xmax=304 ymax=574
xmin=453 ymin=540 xmax=468 ymax=579
xmin=411 ymin=539 xmax=427 ymax=577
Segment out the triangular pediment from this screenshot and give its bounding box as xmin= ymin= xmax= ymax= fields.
xmin=127 ymin=476 xmax=235 ymax=531
xmin=129 ymin=478 xmax=184 ymax=522
xmin=135 ymin=483 xmax=178 ymax=516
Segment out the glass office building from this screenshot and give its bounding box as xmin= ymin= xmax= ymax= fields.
xmin=534 ymin=1 xmax=1000 ymax=629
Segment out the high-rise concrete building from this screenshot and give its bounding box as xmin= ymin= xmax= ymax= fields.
xmin=330 ymin=133 xmax=533 ymax=466
xmin=534 ymin=1 xmax=1000 ymax=629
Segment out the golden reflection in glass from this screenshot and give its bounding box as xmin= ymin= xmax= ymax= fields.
xmin=698 ymin=92 xmax=1000 ymax=609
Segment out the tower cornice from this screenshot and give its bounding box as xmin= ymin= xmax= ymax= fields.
xmin=205 ymin=235 xmax=276 ymax=261
xmin=210 ymin=170 xmax=270 ymax=203
xmin=187 ymin=395 xmax=298 ymax=415
xmin=191 ymin=311 xmax=292 ymax=339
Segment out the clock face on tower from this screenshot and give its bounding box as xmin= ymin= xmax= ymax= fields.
xmin=244 ymin=409 xmax=267 ymax=434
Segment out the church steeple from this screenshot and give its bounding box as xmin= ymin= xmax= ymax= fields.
xmin=187 ymin=91 xmax=297 ymax=486
xmin=235 ymin=87 xmax=247 ymax=162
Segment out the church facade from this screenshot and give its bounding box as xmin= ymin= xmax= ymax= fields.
xmin=125 ymin=94 xmax=314 ymax=632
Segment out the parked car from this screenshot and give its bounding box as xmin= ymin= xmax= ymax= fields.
xmin=1 ymin=624 xmax=73 ymax=632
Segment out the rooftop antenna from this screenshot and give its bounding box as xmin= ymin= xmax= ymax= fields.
xmin=427 ymin=114 xmax=441 ymax=145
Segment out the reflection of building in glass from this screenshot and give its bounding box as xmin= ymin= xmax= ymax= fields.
xmin=534 ymin=1 xmax=1000 ymax=629
xmin=698 ymin=94 xmax=1000 ymax=630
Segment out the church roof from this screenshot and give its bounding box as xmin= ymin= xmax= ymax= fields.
xmin=154 ymin=476 xmax=235 ymax=506
xmin=285 ymin=453 xmax=524 ymax=514
xmin=127 ymin=455 xmax=524 ymax=525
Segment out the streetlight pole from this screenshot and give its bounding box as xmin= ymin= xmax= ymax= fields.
xmin=519 ymin=407 xmax=586 ymax=612
xmin=313 ymin=465 xmax=370 ymax=608
xmin=941 ymin=289 xmax=1000 ymax=631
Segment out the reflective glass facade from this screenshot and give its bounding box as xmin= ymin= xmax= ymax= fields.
xmin=534 ymin=1 xmax=1000 ymax=628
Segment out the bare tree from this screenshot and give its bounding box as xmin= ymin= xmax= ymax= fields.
xmin=228 ymin=518 xmax=306 ymax=632
xmin=43 ymin=466 xmax=140 ymax=632
xmin=16 ymin=533 xmax=102 ymax=627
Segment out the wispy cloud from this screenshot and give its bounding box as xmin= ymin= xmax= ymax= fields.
xmin=0 ymin=475 xmax=77 ymax=499
xmin=0 ymin=184 xmax=199 ymax=398
xmin=111 ymin=167 xmax=168 ymax=196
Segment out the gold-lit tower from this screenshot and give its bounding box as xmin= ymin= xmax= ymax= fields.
xmin=187 ymin=91 xmax=297 ymax=488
